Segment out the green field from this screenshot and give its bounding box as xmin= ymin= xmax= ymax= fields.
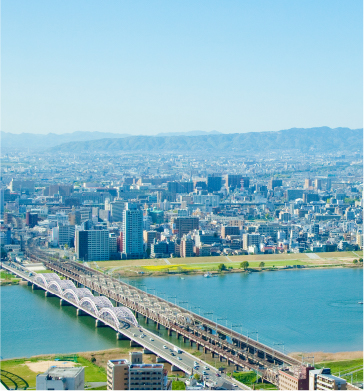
xmin=232 ymin=371 xmax=278 ymax=389
xmin=316 ymin=359 xmax=363 ymax=383
xmin=0 ymin=356 xmax=106 ymax=388
xmin=172 ymin=380 xmax=186 ymax=390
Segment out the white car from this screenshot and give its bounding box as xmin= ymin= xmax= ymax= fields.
xmin=204 ymin=366 xmax=209 ymax=370
xmin=178 ymin=357 xmax=182 ymax=360
xmin=163 ymin=345 xmax=167 ymax=349
xmin=150 ymin=338 xmax=154 ymax=341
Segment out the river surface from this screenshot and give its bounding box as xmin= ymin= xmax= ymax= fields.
xmin=1 ymin=268 xmax=362 ymax=359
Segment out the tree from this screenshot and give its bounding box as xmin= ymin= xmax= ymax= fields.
xmin=217 ymin=263 xmax=226 ymax=272
xmin=240 ymin=261 xmax=249 ymax=270
xmin=359 ymin=258 xmax=363 ymax=263
xmin=353 ymin=259 xmax=358 ymax=264
xmin=259 ymin=262 xmax=265 ymax=268
xmin=193 ymin=373 xmax=200 ymax=381
xmin=64 ymin=244 xmax=68 ymax=249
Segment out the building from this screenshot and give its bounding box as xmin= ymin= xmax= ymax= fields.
xmin=221 ymin=225 xmax=240 ymax=239
xmin=122 ymin=203 xmax=144 ymax=259
xmin=269 ymin=178 xmax=283 ymax=189
xmin=207 ymin=175 xmax=222 ymax=192
xmin=167 ymin=181 xmax=193 ymax=194
xmin=278 ymin=366 xmax=314 ymax=390
xmin=192 ymin=194 xmax=220 ymax=208
xmin=143 ymin=230 xmax=159 ymax=250
xmin=180 ymin=235 xmax=194 ymax=257
xmin=51 ymin=224 xmax=75 ymax=247
xmin=36 ymin=366 xmax=84 ymax=390
xmin=75 ymin=229 xmax=110 ymax=261
xmin=285 ymin=189 xmax=304 ymax=201
xmin=10 ymin=179 xmax=35 ymax=194
xmin=26 ymin=212 xmax=38 ymax=228
xmin=314 ymin=179 xmax=322 ymax=190
xmin=110 ymin=200 xmax=125 ymax=222
xmin=151 ymin=240 xmax=175 ymax=258
xmin=225 ymin=174 xmax=242 ymax=190
xmin=173 ymin=216 xmax=199 ymax=238
xmin=309 ymin=368 xmax=347 ymax=390
xmin=304 ymin=179 xmax=312 ymax=189
xmin=242 ymin=233 xmax=261 ymax=250
xmin=107 ymin=352 xmax=164 ymax=390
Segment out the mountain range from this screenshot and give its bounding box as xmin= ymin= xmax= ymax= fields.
xmin=44 ymin=127 xmax=362 ymax=154
xmin=0 ymin=130 xmax=221 ymax=151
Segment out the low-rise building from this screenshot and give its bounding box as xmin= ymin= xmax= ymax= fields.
xmin=36 ymin=366 xmax=84 ymax=390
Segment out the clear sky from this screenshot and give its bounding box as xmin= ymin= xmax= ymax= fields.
xmin=2 ymin=0 xmax=363 ymax=135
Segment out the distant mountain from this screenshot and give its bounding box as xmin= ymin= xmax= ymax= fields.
xmin=47 ymin=127 xmax=363 ymax=154
xmin=156 ymin=130 xmax=221 ymax=137
xmin=1 ymin=130 xmax=223 ymax=151
xmin=0 ymin=131 xmax=132 ymax=151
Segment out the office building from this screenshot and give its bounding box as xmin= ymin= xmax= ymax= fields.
xmin=167 ymin=181 xmax=193 ymax=194
xmin=107 ymin=352 xmax=164 ymax=390
xmin=269 ymin=178 xmax=283 ymax=189
xmin=10 ymin=179 xmax=35 ymax=194
xmin=304 ymin=179 xmax=312 ymax=189
xmin=221 ymin=225 xmax=240 ymax=238
xmin=26 ymin=212 xmax=38 ymax=228
xmin=285 ymin=189 xmax=304 ymax=201
xmin=122 ymin=203 xmax=143 ymax=259
xmin=110 ymin=200 xmax=125 ymax=222
xmin=36 ymin=366 xmax=84 ymax=390
xmin=225 ymin=174 xmax=242 ymax=190
xmin=173 ymin=216 xmax=199 ymax=238
xmin=242 ymin=233 xmax=261 ymax=250
xmin=51 ymin=224 xmax=75 ymax=247
xmin=143 ymin=230 xmax=159 ymax=250
xmin=207 ymin=175 xmax=222 ymax=192
xmin=75 ymin=229 xmax=110 ymax=261
xmin=309 ymin=368 xmax=347 ymax=390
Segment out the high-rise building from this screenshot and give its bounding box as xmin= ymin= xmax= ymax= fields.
xmin=122 ymin=203 xmax=143 ymax=259
xmin=167 ymin=181 xmax=193 ymax=194
xmin=207 ymin=175 xmax=222 ymax=193
xmin=75 ymin=229 xmax=109 ymax=261
xmin=9 ymin=179 xmax=35 ymax=194
xmin=110 ymin=200 xmax=125 ymax=222
xmin=314 ymin=179 xmax=322 ymax=190
xmin=173 ymin=217 xmax=199 ymax=238
xmin=268 ymin=178 xmax=283 ymax=190
xmin=26 ymin=212 xmax=38 ymax=228
xmin=221 ymin=226 xmax=240 ymax=239
xmin=225 ymin=175 xmax=242 ymax=190
xmin=304 ymin=178 xmax=312 ymax=189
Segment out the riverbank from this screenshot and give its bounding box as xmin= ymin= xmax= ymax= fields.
xmin=0 ymin=270 xmax=21 ymax=286
xmin=92 ymin=251 xmax=363 ymax=278
xmin=290 ymin=351 xmax=363 ymax=362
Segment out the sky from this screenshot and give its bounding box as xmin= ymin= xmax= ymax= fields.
xmin=1 ymin=0 xmax=363 ymax=135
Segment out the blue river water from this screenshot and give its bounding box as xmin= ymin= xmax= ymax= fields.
xmin=1 ymin=268 xmax=362 ymax=359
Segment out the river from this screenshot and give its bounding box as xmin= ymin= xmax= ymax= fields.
xmin=1 ymin=268 xmax=362 ymax=359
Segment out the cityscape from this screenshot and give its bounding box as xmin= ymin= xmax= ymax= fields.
xmin=1 ymin=1 xmax=363 ymax=391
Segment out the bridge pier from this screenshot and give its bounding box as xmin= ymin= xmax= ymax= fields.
xmin=171 ymin=365 xmax=180 ymax=372
xmin=145 ymin=316 xmax=149 ymax=324
xmin=32 ymin=284 xmax=41 ymax=290
xmin=130 ymin=340 xmax=142 ymax=347
xmin=45 ymin=291 xmax=56 ymax=297
xmin=183 ymin=336 xmax=188 ymax=343
xmin=60 ymin=299 xmax=71 ymax=306
xmin=27 ymin=281 xmax=32 ymax=286
xmin=143 ymin=348 xmax=153 ymax=354
xmin=219 ymin=355 xmax=224 ymax=362
xmin=77 ymin=309 xmax=87 ymax=316
xmin=116 ymin=332 xmax=130 ymax=340
xmin=156 ymin=323 xmax=160 ymax=330
xmin=189 ymin=340 xmax=194 ymax=347
xmin=156 ymin=356 xmax=167 ymax=363
xmin=168 ymin=329 xmax=172 ymax=337
xmin=204 ymin=347 xmax=209 ymax=354
xmin=95 ymin=319 xmax=107 ymax=327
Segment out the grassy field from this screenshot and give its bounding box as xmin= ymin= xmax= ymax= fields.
xmin=316 ymin=359 xmax=363 ymax=383
xmin=172 ymin=380 xmax=186 ymax=390
xmin=0 ymin=270 xmax=20 ymax=285
xmin=96 ymin=251 xmax=363 ymax=271
xmin=0 ymin=355 xmax=107 ymax=388
xmin=232 ymin=371 xmax=278 ymax=389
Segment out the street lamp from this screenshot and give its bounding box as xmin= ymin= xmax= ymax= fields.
xmin=193 ymin=306 xmax=201 ymax=315
xmin=168 ymin=295 xmax=177 ymax=305
xmin=273 ymin=342 xmax=285 ymax=355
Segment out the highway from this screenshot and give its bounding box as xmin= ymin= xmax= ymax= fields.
xmin=1 ymin=261 xmax=250 ymax=390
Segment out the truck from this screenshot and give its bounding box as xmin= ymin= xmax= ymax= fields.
xmin=173 ymin=346 xmax=182 ymax=353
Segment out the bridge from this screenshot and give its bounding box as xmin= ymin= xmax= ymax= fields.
xmin=21 ymin=248 xmax=304 ymax=386
xmin=2 ymin=260 xmax=249 ymax=390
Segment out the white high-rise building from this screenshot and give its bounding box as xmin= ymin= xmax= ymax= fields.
xmin=122 ymin=203 xmax=143 ymax=259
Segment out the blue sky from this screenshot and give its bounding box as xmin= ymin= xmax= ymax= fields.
xmin=2 ymin=0 xmax=363 ymax=135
